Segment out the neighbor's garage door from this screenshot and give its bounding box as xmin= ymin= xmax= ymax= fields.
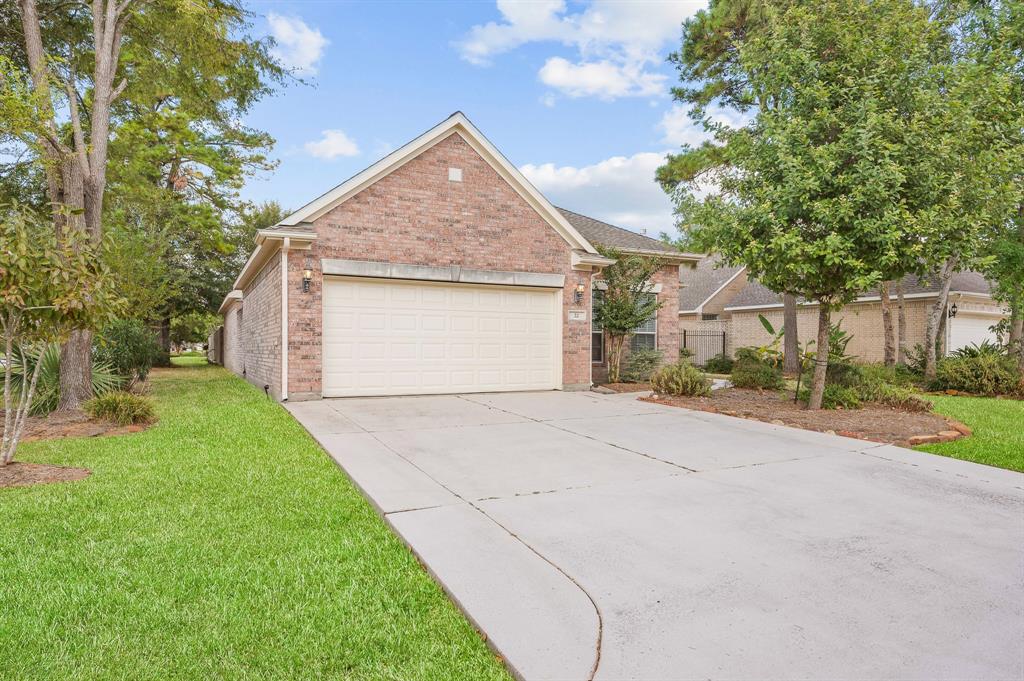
xmin=322 ymin=277 xmax=561 ymax=397
xmin=948 ymin=313 xmax=998 ymax=353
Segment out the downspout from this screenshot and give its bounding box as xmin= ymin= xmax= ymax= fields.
xmin=281 ymin=237 xmax=290 ymax=401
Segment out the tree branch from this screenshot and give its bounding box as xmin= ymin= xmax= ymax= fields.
xmin=64 ymin=77 xmax=91 ymax=177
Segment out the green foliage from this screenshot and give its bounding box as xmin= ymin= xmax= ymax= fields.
xmin=624 ymin=349 xmax=664 ymax=383
xmin=7 ymin=343 xmax=122 ymax=416
xmin=679 ymin=347 xmax=693 ymax=359
xmin=83 ymin=391 xmax=157 ymax=426
xmin=932 ymin=355 xmax=1022 ymax=397
xmin=651 ymin=360 xmax=712 ymax=397
xmin=874 ymin=384 xmax=933 ymax=413
xmin=731 ymin=349 xmax=784 ymax=390
xmin=798 ymin=384 xmax=862 ymax=410
xmin=171 ymin=311 xmax=221 ymax=346
xmin=94 ymin=319 xmax=162 ymax=383
xmin=703 ymin=353 xmax=735 ymax=374
xmin=949 ymin=340 xmax=1004 ymax=359
xmin=593 ymin=247 xmax=664 ymax=383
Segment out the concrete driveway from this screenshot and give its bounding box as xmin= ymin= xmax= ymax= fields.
xmin=287 ymin=391 xmax=1024 ymax=681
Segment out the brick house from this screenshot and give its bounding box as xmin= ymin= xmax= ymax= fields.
xmin=678 ymin=256 xmax=1008 ymax=364
xmin=216 ymin=113 xmax=697 ymax=400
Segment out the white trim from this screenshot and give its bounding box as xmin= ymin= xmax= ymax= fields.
xmin=321 ymin=258 xmax=565 ymax=288
xmin=572 ymin=250 xmax=616 ymax=270
xmin=722 ymin=290 xmax=992 ymax=313
xmin=258 ymin=228 xmax=316 ymax=240
xmin=280 ymin=238 xmax=289 ymax=401
xmin=277 ymin=112 xmax=599 ymax=255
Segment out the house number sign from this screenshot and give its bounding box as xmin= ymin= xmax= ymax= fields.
xmin=568 ymin=310 xmax=587 ymax=322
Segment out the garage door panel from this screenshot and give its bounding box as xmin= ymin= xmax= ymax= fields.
xmin=949 ymin=314 xmax=999 ymax=353
xmin=322 ymin=278 xmax=561 ymax=397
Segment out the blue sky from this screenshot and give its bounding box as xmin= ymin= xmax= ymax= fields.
xmin=240 ymin=0 xmax=710 ymax=236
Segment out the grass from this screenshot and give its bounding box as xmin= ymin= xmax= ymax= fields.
xmin=915 ymin=394 xmax=1024 ymax=472
xmin=0 ymin=358 xmax=510 ymax=680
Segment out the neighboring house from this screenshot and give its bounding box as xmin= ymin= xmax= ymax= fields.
xmin=678 ymin=258 xmax=1008 ymax=363
xmin=215 ymin=113 xmax=698 ymax=400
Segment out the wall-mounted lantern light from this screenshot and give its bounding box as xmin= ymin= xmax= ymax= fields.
xmin=302 ymin=258 xmax=313 ymax=293
xmin=948 ymin=302 xmax=958 ymax=319
xmin=573 ymin=283 xmax=585 ymax=304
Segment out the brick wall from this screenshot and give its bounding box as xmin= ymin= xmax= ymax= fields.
xmin=287 ymin=131 xmax=595 ymax=395
xmin=240 ymin=254 xmax=282 ymax=398
xmin=729 ymin=299 xmax=932 ymax=362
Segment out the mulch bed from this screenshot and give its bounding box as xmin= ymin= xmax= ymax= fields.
xmin=642 ymin=387 xmax=971 ymax=447
xmin=1 ymin=410 xmax=148 ymax=443
xmin=600 ymin=382 xmax=653 ymax=393
xmin=0 ymin=462 xmax=91 ymax=488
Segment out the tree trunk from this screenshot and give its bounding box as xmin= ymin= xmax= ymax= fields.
xmin=783 ymin=293 xmax=800 ymax=374
xmin=608 ymin=334 xmax=627 ymax=383
xmin=896 ymin=281 xmax=907 ymax=364
xmin=157 ymin=316 xmax=172 ymax=366
xmin=57 ymin=329 xmax=93 ymax=411
xmin=807 ymin=304 xmax=832 ymax=410
xmin=880 ymin=281 xmax=896 ymax=366
xmin=924 ymin=256 xmax=958 ymax=380
xmin=1010 ymin=304 xmax=1024 ymax=376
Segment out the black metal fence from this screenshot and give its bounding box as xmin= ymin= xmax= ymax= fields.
xmin=682 ymin=329 xmax=727 ymax=367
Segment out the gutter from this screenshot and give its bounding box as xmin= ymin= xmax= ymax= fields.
xmin=723 ymin=290 xmax=993 ymax=313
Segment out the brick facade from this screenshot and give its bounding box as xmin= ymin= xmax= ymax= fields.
xmin=239 ymin=255 xmax=282 ymax=398
xmin=223 ymin=301 xmax=242 ymax=375
xmin=285 ymin=131 xmax=598 ymax=396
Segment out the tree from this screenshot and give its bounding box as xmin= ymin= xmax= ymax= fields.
xmin=2 ymin=204 xmax=118 ymax=465
xmin=658 ymin=0 xmax=812 ymax=373
xmin=683 ymin=0 xmax=956 ymax=409
xmin=170 ymin=311 xmax=220 ymax=349
xmin=2 ymin=0 xmax=284 ymax=406
xmin=593 ymin=248 xmax=664 ymax=383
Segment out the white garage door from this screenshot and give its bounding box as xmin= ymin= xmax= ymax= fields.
xmin=322 ymin=277 xmax=562 ymax=397
xmin=948 ymin=313 xmax=998 ymax=353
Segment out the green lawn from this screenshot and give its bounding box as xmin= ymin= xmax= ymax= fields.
xmin=0 ymin=359 xmax=510 ymax=680
xmin=916 ymin=394 xmax=1024 ymax=473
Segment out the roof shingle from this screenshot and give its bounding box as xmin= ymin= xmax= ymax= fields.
xmin=678 ymin=255 xmax=745 ymax=312
xmin=556 ymin=207 xmax=678 ymax=254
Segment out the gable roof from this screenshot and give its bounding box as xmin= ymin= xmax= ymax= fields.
xmin=725 ymin=270 xmax=993 ymax=310
xmin=270 ymin=112 xmax=599 ymax=255
xmin=678 ymin=255 xmax=746 ymax=312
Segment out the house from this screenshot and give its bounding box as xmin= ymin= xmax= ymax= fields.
xmin=678 ymin=256 xmax=1008 ymax=364
xmin=215 ymin=113 xmax=697 ymax=400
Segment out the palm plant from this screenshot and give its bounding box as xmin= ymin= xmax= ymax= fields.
xmin=7 ymin=343 xmax=122 ymax=416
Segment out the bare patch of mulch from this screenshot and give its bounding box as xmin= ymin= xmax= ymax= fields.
xmin=642 ymin=387 xmax=971 ymax=447
xmin=1 ymin=409 xmax=149 ymax=443
xmin=600 ymin=382 xmax=653 ymax=393
xmin=0 ymin=461 xmax=91 ymax=488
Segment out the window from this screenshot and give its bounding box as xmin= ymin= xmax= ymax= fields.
xmin=701 ymin=313 xmax=719 ymax=321
xmin=630 ymin=293 xmax=657 ymax=353
xmin=592 ymin=289 xmax=604 ymax=363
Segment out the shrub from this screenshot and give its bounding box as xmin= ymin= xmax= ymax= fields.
xmin=84 ymin=391 xmax=156 ymax=425
xmin=731 ymin=350 xmax=784 ymax=390
xmin=94 ymin=319 xmax=161 ymax=383
xmin=679 ymin=346 xmax=693 ymax=360
xmin=651 ymin=360 xmax=711 ymax=397
xmin=703 ymin=353 xmax=734 ymax=374
xmin=624 ymin=348 xmax=664 ymax=383
xmin=875 ymin=384 xmax=932 ymax=412
xmin=932 ymin=354 xmax=1022 ymax=397
xmin=8 ymin=342 xmax=122 ymax=415
xmin=949 ymin=340 xmax=1003 ymax=359
xmin=798 ymin=383 xmax=862 ymax=409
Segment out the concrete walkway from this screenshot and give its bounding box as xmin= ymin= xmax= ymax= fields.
xmin=287 ymin=391 xmax=1024 ymax=681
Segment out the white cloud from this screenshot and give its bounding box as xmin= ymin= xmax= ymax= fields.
xmin=304 ymin=130 xmax=360 ymax=159
xmin=659 ymin=103 xmax=753 ymax=147
xmin=520 ymin=151 xmax=677 ymax=234
xmin=539 ymin=57 xmax=664 ymax=99
xmin=458 ymin=0 xmax=702 ymax=100
xmin=268 ymin=13 xmax=328 ymax=75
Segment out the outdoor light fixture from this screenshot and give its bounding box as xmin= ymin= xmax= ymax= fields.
xmin=948 ymin=302 xmax=958 ymax=319
xmin=302 ymin=259 xmax=313 ymax=293
xmin=573 ymin=283 xmax=585 ymax=304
